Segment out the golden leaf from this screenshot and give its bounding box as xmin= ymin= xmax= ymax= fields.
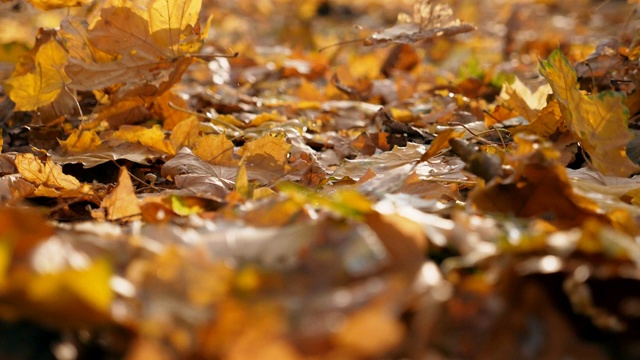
xmin=112 ymin=124 xmax=175 ymax=155
xmin=239 ymin=134 xmax=291 ymax=170
xmin=4 ymin=37 xmax=69 ymax=111
xmin=15 ymin=153 xmax=81 ymax=190
xmin=169 ymin=115 xmax=200 ymax=151
xmin=193 ymin=134 xmax=236 ymax=166
xmin=58 ymin=129 xmax=102 ymax=153
xmin=148 ymin=0 xmax=202 ymax=53
xmin=101 ymin=167 xmax=141 ymax=221
xmin=154 ymin=91 xmax=191 ymax=130
xmin=25 ymin=0 xmax=92 ymax=10
xmin=540 ymin=49 xmax=640 ymax=176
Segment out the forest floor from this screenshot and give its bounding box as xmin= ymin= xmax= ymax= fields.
xmin=1 ymin=0 xmax=640 ymax=359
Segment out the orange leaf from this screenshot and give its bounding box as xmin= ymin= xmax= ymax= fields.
xmin=170 ymin=116 xmax=200 ymax=151
xmin=101 ymin=167 xmax=141 ymax=221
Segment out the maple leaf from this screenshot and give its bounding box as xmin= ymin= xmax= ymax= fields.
xmin=4 ymin=33 xmax=70 ymax=111
xmin=364 ymin=0 xmax=474 ymax=48
xmin=540 ymin=49 xmax=640 ymax=177
xmin=60 ymin=2 xmax=204 ymax=92
xmin=25 ymin=0 xmax=92 ymax=11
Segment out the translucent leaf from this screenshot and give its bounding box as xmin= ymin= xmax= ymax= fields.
xmin=25 ymin=0 xmax=92 ymax=10
xmin=4 ymin=37 xmax=69 ymax=111
xmin=15 ymin=153 xmax=81 ymax=191
xmin=540 ymin=49 xmax=640 ymax=177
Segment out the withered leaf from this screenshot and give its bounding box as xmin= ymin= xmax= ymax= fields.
xmin=101 ymin=167 xmax=141 ymax=221
xmin=364 ymin=0 xmax=474 ymax=48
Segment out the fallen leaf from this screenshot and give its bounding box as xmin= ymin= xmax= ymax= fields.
xmin=540 ymin=49 xmax=640 ymax=177
xmin=111 ymin=125 xmax=175 ymax=155
xmin=193 ymin=134 xmax=237 ymax=166
xmin=101 ymin=167 xmax=141 ymax=221
xmin=58 ymin=129 xmax=102 ymax=154
xmin=15 ymin=153 xmax=81 ymax=191
xmin=364 ymin=0 xmax=474 ymax=48
xmin=25 ymin=0 xmax=92 ymax=10
xmin=239 ymin=133 xmax=291 ymax=184
xmin=4 ymin=34 xmax=69 ymax=111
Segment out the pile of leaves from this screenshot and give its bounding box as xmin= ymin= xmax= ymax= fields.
xmin=1 ymin=0 xmax=640 ymax=358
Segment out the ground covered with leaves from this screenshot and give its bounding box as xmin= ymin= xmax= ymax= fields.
xmin=1 ymin=0 xmax=640 ymax=359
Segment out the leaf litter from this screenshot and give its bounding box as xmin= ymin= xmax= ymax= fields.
xmin=1 ymin=0 xmax=640 ymax=359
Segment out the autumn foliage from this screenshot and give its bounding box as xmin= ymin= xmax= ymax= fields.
xmin=1 ymin=0 xmax=640 ymax=359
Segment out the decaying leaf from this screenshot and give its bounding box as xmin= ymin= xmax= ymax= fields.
xmin=540 ymin=49 xmax=640 ymax=177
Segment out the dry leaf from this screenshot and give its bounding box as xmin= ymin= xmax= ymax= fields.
xmin=4 ymin=35 xmax=69 ymax=111
xmin=111 ymin=125 xmax=175 ymax=155
xmin=193 ymin=134 xmax=237 ymax=166
xmin=58 ymin=129 xmax=102 ymax=153
xmin=15 ymin=153 xmax=81 ymax=191
xmin=101 ymin=167 xmax=141 ymax=221
xmin=540 ymin=49 xmax=640 ymax=177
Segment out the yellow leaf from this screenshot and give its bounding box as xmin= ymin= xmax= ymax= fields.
xmin=540 ymin=49 xmax=640 ymax=177
xmin=239 ymin=133 xmax=291 ymax=169
xmin=25 ymin=0 xmax=92 ymax=10
xmin=500 ymin=77 xmax=551 ymax=122
xmin=4 ymin=38 xmax=69 ymax=111
xmin=169 ymin=116 xmax=200 ymax=151
xmin=235 ymin=163 xmax=252 ymax=199
xmin=101 ymin=167 xmax=141 ymax=221
xmin=16 ymin=153 xmax=80 ymax=190
xmin=193 ymin=134 xmax=236 ymax=166
xmin=148 ymin=0 xmax=202 ymax=53
xmin=59 ymin=129 xmax=102 ymax=153
xmin=112 ymin=125 xmax=175 ymax=155
xmin=26 ymin=258 xmax=113 ymax=313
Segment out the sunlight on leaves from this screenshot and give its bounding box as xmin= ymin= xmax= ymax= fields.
xmin=26 ymin=0 xmax=92 ymax=11
xmin=540 ymin=49 xmax=640 ymax=177
xmin=15 ymin=153 xmax=81 ymax=191
xmin=5 ymin=36 xmax=69 ymax=111
xmin=112 ymin=125 xmax=175 ymax=155
xmin=193 ymin=134 xmax=236 ymax=166
xmin=59 ymin=129 xmax=102 ymax=154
